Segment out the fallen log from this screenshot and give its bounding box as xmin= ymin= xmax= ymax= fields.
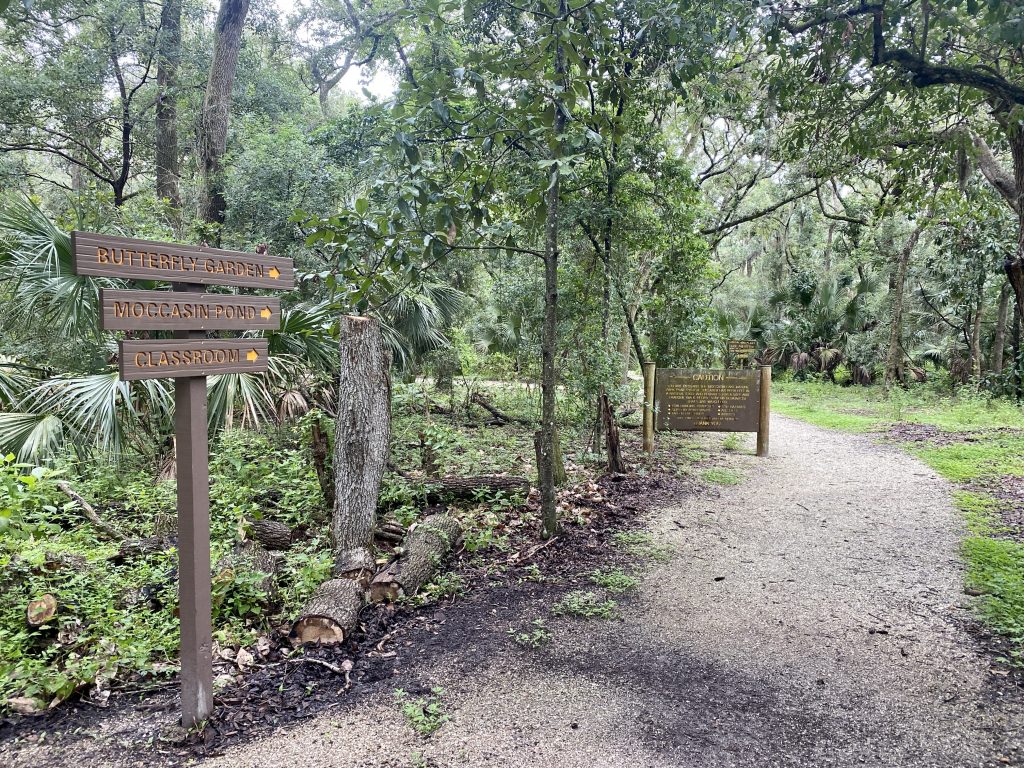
xmin=55 ymin=481 xmax=125 ymax=541
xmin=27 ymin=594 xmax=57 ymax=627
xmin=469 ymin=392 xmax=534 ymax=425
xmin=290 ymin=578 xmax=363 ymax=645
xmin=427 ymin=474 xmax=530 ymax=502
xmin=250 ymin=519 xmax=293 ymax=551
xmin=368 ymin=514 xmax=461 ymax=603
xmin=109 ymin=536 xmax=170 ymax=564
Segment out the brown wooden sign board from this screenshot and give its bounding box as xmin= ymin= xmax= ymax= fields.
xmin=727 ymin=339 xmax=756 ymax=361
xmin=100 ymin=289 xmax=281 ymax=331
xmin=72 ymin=231 xmax=295 ymax=289
xmin=73 ymin=234 xmax=292 ymax=728
xmin=119 ymin=339 xmax=270 ymax=380
xmin=655 ymin=369 xmax=761 ymax=433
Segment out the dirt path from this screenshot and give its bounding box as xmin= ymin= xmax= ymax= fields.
xmin=204 ymin=416 xmax=1024 ymax=768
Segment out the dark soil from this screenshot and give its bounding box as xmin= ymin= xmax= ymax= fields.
xmin=970 ymin=475 xmax=1024 ymax=543
xmin=0 ymin=471 xmax=697 ymax=768
xmin=887 ymin=422 xmax=1024 ymax=447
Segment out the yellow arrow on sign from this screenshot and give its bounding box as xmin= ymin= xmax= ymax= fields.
xmin=246 ymin=349 xmax=259 ymax=362
xmin=268 ymin=266 xmax=281 ymax=279
xmin=260 ymin=306 xmax=272 ymax=319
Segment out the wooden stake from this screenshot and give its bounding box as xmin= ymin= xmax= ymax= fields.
xmin=642 ymin=361 xmax=656 ymax=455
xmin=756 ymin=365 xmax=772 ymax=458
xmin=175 ymin=286 xmax=213 ymax=728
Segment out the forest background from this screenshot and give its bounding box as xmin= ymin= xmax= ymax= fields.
xmin=2 ymin=0 xmax=1024 ymax=713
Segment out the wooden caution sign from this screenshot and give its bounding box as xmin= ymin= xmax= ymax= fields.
xmin=72 ymin=232 xmax=294 ymax=729
xmin=72 ymin=231 xmax=295 ymax=289
xmin=101 ymin=289 xmax=281 ymax=331
xmin=119 ymin=339 xmax=269 ymax=380
xmin=643 ymin=365 xmax=772 ymax=458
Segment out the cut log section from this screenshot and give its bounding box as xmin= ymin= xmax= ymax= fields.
xmin=291 ymin=578 xmax=363 ymax=645
xmin=427 ymin=475 xmax=530 ymax=502
xmin=250 ymin=519 xmax=293 ymax=551
xmin=27 ymin=594 xmax=57 ymax=627
xmin=368 ymin=514 xmax=461 ymax=603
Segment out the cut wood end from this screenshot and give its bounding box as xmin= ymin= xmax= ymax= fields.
xmin=368 ymin=581 xmax=401 ymax=604
xmin=26 ymin=594 xmax=57 ymax=627
xmin=290 ymin=615 xmax=346 ymax=646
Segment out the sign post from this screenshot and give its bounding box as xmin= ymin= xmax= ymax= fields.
xmin=72 ymin=232 xmax=294 ymax=727
xmin=642 ymin=361 xmax=656 ymax=456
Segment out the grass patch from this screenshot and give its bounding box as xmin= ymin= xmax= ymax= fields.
xmin=912 ymin=435 xmax=1024 ymax=483
xmin=395 ymin=687 xmax=450 ymax=736
xmin=589 ymin=567 xmax=639 ymax=594
xmin=703 ymin=467 xmax=743 ymax=486
xmin=953 ymin=491 xmax=1007 ymax=537
xmin=962 ymin=537 xmax=1024 ymax=661
xmin=772 ymin=398 xmax=881 ymax=432
xmin=612 ymin=530 xmax=673 ymax=562
xmin=508 ymin=618 xmax=552 ymax=648
xmin=551 ymin=590 xmax=617 ymax=619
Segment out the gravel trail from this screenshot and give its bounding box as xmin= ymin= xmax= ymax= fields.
xmin=205 ymin=415 xmax=1023 ymax=768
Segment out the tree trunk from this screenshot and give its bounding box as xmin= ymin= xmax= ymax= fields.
xmin=885 ymin=223 xmax=925 ymax=387
xmin=291 ymin=579 xmax=363 ymax=645
xmin=155 ymin=0 xmax=182 ymax=207
xmin=368 ymin=514 xmax=461 ymax=603
xmin=198 ymin=0 xmax=250 ymax=227
xmin=970 ymin=275 xmax=986 ymax=382
xmin=310 ymin=416 xmax=334 ymax=512
xmin=1004 ymin=122 xmax=1024 ymax=326
xmin=332 ymin=316 xmax=391 ymax=580
xmin=992 ymin=284 xmax=1011 ymax=374
xmin=538 ymin=7 xmax=568 ymax=538
xmin=601 ymin=393 xmax=625 ymax=474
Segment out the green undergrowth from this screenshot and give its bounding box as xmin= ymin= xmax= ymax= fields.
xmin=777 ymin=381 xmax=1024 ymax=663
xmin=703 ymin=467 xmax=743 ymax=486
xmin=0 ymin=378 xmax=712 ymax=714
xmin=552 ymin=590 xmax=618 ymax=619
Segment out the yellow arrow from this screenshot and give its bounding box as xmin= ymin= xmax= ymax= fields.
xmin=246 ymin=349 xmax=259 ymax=362
xmin=260 ymin=306 xmax=272 ymax=319
xmin=268 ymin=266 xmax=281 ymax=279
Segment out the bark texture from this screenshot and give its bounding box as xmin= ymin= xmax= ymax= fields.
xmin=250 ymin=519 xmax=292 ymax=551
xmin=884 ymin=224 xmax=925 ymax=386
xmin=427 ymin=474 xmax=530 ymax=501
xmin=155 ymin=0 xmax=182 ymax=207
xmin=601 ymin=394 xmax=626 ymax=474
xmin=199 ymin=0 xmax=250 ymax=226
xmin=332 ymin=316 xmax=391 ymax=580
xmin=538 ymin=0 xmax=568 ymax=538
xmin=368 ymin=514 xmax=461 ymax=603
xmin=291 ymin=579 xmax=363 ymax=645
xmin=993 ymin=284 xmax=1011 ymax=374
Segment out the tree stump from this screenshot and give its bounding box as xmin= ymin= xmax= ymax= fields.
xmin=291 ymin=579 xmax=363 ymax=645
xmin=331 ymin=316 xmax=391 ymax=582
xmin=368 ymin=514 xmax=461 ymax=603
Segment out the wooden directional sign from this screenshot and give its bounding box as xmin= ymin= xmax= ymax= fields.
xmin=727 ymin=339 xmax=756 ymax=362
xmin=100 ymin=289 xmax=281 ymax=331
xmin=71 ymin=233 xmax=294 ymax=729
xmin=119 ymin=339 xmax=269 ymax=380
xmin=72 ymin=231 xmax=295 ymax=289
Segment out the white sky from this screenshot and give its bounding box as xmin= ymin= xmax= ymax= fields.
xmin=272 ymin=0 xmax=397 ymax=101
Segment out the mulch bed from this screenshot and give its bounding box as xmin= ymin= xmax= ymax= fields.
xmin=0 ymin=471 xmax=697 ymax=767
